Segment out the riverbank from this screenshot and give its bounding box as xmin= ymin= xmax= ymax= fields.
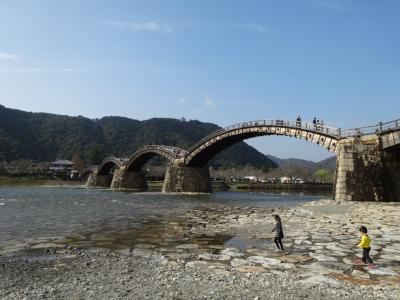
xmin=230 ymin=181 xmax=333 ymax=192
xmin=1 ymin=199 xmax=399 ymax=299
xmin=0 ymin=176 xmax=82 ymax=187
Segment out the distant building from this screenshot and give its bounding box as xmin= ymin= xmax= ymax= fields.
xmin=279 ymin=176 xmax=291 ymax=184
xmin=293 ymin=178 xmax=305 ymax=184
xmin=261 ymin=178 xmax=277 ymax=183
xmin=279 ymin=176 xmax=305 ymax=184
xmin=49 ymin=160 xmax=74 ymax=171
xmin=244 ymin=176 xmax=258 ymax=182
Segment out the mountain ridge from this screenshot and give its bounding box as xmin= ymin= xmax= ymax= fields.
xmin=267 ymin=155 xmax=336 ymax=173
xmin=0 ymin=105 xmax=277 ymax=169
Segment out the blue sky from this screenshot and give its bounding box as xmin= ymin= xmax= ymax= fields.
xmin=1 ymin=0 xmax=399 ymax=161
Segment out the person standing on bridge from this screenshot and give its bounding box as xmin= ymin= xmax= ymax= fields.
xmin=313 ymin=117 xmax=317 ymax=130
xmin=296 ymin=115 xmax=302 ymax=127
xmin=271 ymin=215 xmax=284 ymax=251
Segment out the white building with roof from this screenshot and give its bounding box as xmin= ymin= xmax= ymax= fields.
xmin=49 ymin=160 xmax=74 ymax=171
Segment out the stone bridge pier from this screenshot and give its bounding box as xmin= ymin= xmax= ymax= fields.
xmin=162 ymin=163 xmax=212 ymax=193
xmin=86 ymin=169 xmax=147 ymax=190
xmin=86 ymin=173 xmax=113 ymax=188
xmin=110 ymin=168 xmax=147 ymax=190
xmin=335 ymin=135 xmax=400 ymax=202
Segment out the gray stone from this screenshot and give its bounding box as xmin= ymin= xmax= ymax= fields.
xmin=351 ymin=270 xmax=370 ymax=279
xmin=176 ymin=244 xmax=199 ymax=250
xmin=297 ymin=275 xmax=341 ymax=287
xmin=366 ymin=267 xmax=398 ymax=276
xmin=230 ymin=258 xmax=252 ymax=268
xmin=309 ymin=253 xmax=338 ymax=262
xmin=220 ymin=247 xmax=245 ymax=257
xmin=198 ymin=253 xmax=231 ymax=261
xmin=132 ymin=248 xmax=151 ymax=257
xmin=247 ymin=256 xmax=281 ymax=266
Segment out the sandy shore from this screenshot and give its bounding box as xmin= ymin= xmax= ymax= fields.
xmin=1 ymin=199 xmax=400 ymax=299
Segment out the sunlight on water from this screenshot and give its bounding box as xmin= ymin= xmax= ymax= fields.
xmin=0 ymin=187 xmax=328 ymax=246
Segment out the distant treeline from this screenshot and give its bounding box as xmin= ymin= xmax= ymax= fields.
xmin=0 ymin=105 xmax=277 ymax=170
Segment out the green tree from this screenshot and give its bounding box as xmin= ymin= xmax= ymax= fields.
xmin=88 ymin=146 xmax=102 ymax=165
xmin=71 ymin=153 xmax=85 ymax=171
xmin=314 ymin=168 xmax=329 ymax=182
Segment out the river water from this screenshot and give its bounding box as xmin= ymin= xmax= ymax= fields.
xmin=0 ymin=187 xmax=330 ymax=251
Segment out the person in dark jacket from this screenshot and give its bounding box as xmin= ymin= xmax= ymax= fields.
xmin=271 ymin=215 xmax=284 ymax=251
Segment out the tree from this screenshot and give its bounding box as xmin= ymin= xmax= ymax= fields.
xmin=88 ymin=145 xmax=102 ymax=165
xmin=71 ymin=153 xmax=85 ymax=171
xmin=314 ymin=168 xmax=329 ymax=183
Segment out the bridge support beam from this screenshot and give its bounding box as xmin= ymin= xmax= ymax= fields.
xmin=86 ymin=173 xmax=97 ymax=187
xmin=335 ymin=136 xmax=400 ymax=202
xmin=162 ymin=164 xmax=212 ymax=193
xmin=110 ymin=169 xmax=147 ymax=190
xmin=86 ymin=173 xmax=113 ymax=188
xmin=381 ymin=145 xmax=400 ymax=201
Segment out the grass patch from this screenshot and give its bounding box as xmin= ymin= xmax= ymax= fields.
xmin=0 ymin=176 xmax=81 ymax=187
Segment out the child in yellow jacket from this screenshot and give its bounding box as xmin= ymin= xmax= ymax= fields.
xmin=358 ymin=225 xmax=375 ymax=266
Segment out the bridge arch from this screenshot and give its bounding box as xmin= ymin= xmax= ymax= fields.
xmin=80 ymin=165 xmax=98 ymax=183
xmin=97 ymin=156 xmax=125 ymax=175
xmin=125 ymin=145 xmax=187 ymax=172
xmin=185 ymin=120 xmax=340 ymax=167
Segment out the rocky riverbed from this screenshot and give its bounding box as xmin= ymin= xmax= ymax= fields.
xmin=1 ymin=199 xmax=400 ymax=299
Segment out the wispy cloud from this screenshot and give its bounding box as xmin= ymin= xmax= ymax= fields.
xmin=0 ymin=52 xmax=19 ymax=60
xmin=108 ymin=21 xmax=173 ymax=34
xmin=204 ymin=95 xmax=216 ymax=111
xmin=237 ymin=23 xmax=271 ymax=33
xmin=216 ymin=100 xmax=264 ymax=105
xmin=0 ymin=68 xmax=87 ymax=73
xmin=192 ymin=107 xmax=203 ymax=115
xmin=177 ymin=97 xmax=186 ymax=105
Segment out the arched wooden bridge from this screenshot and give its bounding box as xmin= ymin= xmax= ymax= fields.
xmin=86 ymin=118 xmax=400 ymax=202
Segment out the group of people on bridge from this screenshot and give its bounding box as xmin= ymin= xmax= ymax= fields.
xmin=295 ymin=115 xmax=326 ymax=132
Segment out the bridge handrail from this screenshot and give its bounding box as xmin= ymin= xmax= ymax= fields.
xmin=135 ymin=145 xmax=187 ymax=158
xmin=186 ymin=119 xmax=341 ymax=154
xmin=341 ymin=118 xmax=400 ymax=137
xmin=101 ymin=118 xmax=400 ymax=166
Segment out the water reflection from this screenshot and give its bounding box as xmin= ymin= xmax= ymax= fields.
xmin=0 ymin=187 xmax=329 ymax=248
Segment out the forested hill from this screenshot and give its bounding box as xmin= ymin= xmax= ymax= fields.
xmin=0 ymin=105 xmax=277 ymax=169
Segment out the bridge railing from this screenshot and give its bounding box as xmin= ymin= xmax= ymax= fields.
xmin=186 ymin=119 xmax=341 ymax=154
xmin=138 ymin=145 xmax=187 ymax=157
xmin=185 ymin=118 xmax=400 ymax=156
xmin=341 ymin=118 xmax=400 ymax=137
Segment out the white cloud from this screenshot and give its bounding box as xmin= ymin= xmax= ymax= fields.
xmin=204 ymin=95 xmax=216 ymax=110
xmin=109 ymin=21 xmax=173 ymax=34
xmin=0 ymin=68 xmax=87 ymax=73
xmin=216 ymin=100 xmax=263 ymax=105
xmin=192 ymin=107 xmax=203 ymax=115
xmin=0 ymin=52 xmax=19 ymax=60
xmin=177 ymin=97 xmax=186 ymax=105
xmin=237 ymin=23 xmax=270 ymax=33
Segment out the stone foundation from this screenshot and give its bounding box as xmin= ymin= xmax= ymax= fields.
xmin=162 ymin=164 xmax=212 ymax=193
xmin=381 ymin=144 xmax=400 ymax=201
xmin=86 ymin=173 xmax=97 ymax=187
xmin=334 ymin=135 xmax=400 ymax=202
xmin=110 ymin=169 xmax=147 ymax=190
xmin=86 ymin=173 xmax=113 ymax=188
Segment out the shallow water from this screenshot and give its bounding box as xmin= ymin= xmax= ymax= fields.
xmin=0 ymin=187 xmax=329 ymax=249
